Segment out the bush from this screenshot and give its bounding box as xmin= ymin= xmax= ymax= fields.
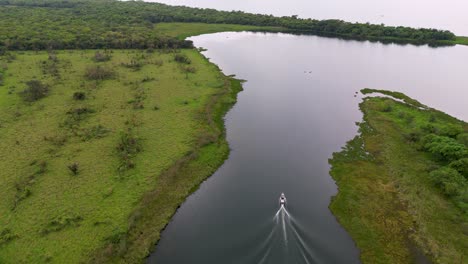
xmin=424 ymin=134 xmax=468 ymax=162
xmin=41 ymin=214 xmax=83 ymax=235
xmin=381 ymin=102 xmax=393 ymax=112
xmin=404 ymin=130 xmax=422 ymax=142
xmin=121 ymin=59 xmax=143 ymax=71
xmin=174 ymin=53 xmax=191 ymax=64
xmin=0 ymin=228 xmax=18 ymax=245
xmin=457 ymin=133 xmax=468 ymax=147
xmin=78 ymin=125 xmax=110 ymax=141
xmin=449 ymin=158 xmax=468 ymax=179
xmin=93 ymin=51 xmax=112 ymax=62
xmin=67 ymin=107 xmax=94 ymax=119
xmin=429 ymin=167 xmax=466 ymax=197
xmin=73 ymin=91 xmax=86 ymax=100
xmin=438 ymin=124 xmax=463 ymax=138
xmin=117 ymin=131 xmax=142 ymax=171
xmin=85 ymin=65 xmax=115 ymax=80
xmin=19 ymin=80 xmax=49 ymax=102
xmin=182 ymin=66 xmax=196 ymax=73
xmin=67 ymin=162 xmax=79 ymax=175
xmin=63 ymin=107 xmax=95 ymax=128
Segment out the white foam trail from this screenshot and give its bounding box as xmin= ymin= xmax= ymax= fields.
xmin=281 ymin=209 xmax=288 ymax=245
xmin=289 ymin=220 xmax=321 ymax=264
xmin=258 ymin=244 xmax=272 ymax=264
xmin=283 ymin=207 xmax=291 ymax=218
xmin=274 ymin=206 xmax=282 ymax=219
xmin=301 ymin=250 xmax=311 ymax=264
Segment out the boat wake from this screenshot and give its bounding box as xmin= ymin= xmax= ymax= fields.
xmin=248 ymin=204 xmax=321 ymax=264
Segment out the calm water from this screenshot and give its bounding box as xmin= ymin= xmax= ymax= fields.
xmin=148 ymin=0 xmax=468 ymax=35
xmin=148 ymin=33 xmax=468 ymax=263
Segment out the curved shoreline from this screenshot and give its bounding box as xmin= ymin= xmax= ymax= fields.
xmin=89 ymin=52 xmax=245 ymax=263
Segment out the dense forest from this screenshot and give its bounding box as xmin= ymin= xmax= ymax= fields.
xmin=0 ymin=0 xmax=458 ymax=51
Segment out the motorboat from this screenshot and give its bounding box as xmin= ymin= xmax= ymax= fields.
xmin=279 ymin=193 xmax=287 ymax=206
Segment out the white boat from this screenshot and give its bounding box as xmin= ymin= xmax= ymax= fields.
xmin=279 ymin=193 xmax=287 ymax=206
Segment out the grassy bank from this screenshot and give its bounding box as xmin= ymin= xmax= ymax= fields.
xmin=329 ymin=90 xmax=467 ymax=263
xmin=0 ymin=48 xmax=242 ymax=263
xmin=154 ymin=22 xmax=284 ymax=40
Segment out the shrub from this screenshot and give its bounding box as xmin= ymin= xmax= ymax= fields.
xmin=429 ymin=167 xmax=467 ymax=197
xmin=63 ymin=107 xmax=95 ymax=128
xmin=438 ymin=124 xmax=463 ymax=138
xmin=0 ymin=228 xmax=18 ymax=245
xmin=67 ymin=107 xmax=94 ymax=119
xmin=420 ymin=124 xmax=437 ymax=134
xmin=72 ymin=91 xmax=86 ymax=100
xmin=19 ymin=80 xmax=49 ymax=102
xmin=449 ymin=158 xmax=468 ymax=178
xmin=381 ymin=102 xmax=393 ymax=112
xmin=67 ymin=162 xmax=79 ymax=175
xmin=79 ymin=125 xmax=110 ymax=141
xmin=121 ymin=59 xmax=143 ymax=71
xmin=153 ymin=59 xmax=164 ymax=67
xmin=424 ymin=134 xmax=468 ymax=162
xmin=182 ymin=66 xmax=196 ymax=73
xmin=44 ymin=134 xmax=67 ymax=146
xmin=174 ymin=53 xmax=191 ymax=64
xmin=41 ymin=214 xmax=83 ymax=235
xmin=93 ymin=51 xmax=112 ymax=62
xmin=141 ymin=76 xmax=155 ymax=83
xmin=403 ymin=130 xmax=422 ymax=143
xmin=85 ymin=65 xmax=115 ymax=80
xmin=456 ymin=133 xmax=468 ymax=147
xmin=117 ymin=131 xmax=142 ymax=171
xmin=48 ymin=52 xmax=58 ymax=62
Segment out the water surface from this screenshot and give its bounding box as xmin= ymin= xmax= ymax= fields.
xmin=148 ymin=32 xmax=468 ymax=264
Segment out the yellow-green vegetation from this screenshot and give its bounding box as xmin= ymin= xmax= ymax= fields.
xmin=0 ymin=49 xmax=241 ymax=263
xmin=329 ymin=89 xmax=467 ymax=263
xmin=155 ymin=22 xmax=283 ymax=40
xmin=454 ymin=36 xmax=468 ymax=46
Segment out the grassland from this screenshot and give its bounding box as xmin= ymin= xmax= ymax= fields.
xmin=329 ymin=90 xmax=467 ymax=263
xmin=453 ymin=36 xmax=468 ymax=46
xmin=0 ymin=47 xmax=243 ymax=263
xmin=155 ymin=22 xmax=284 ymax=40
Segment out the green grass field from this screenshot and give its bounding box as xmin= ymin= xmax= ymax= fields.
xmin=154 ymin=22 xmax=284 ymax=39
xmin=0 ymin=48 xmax=241 ymax=263
xmin=329 ymin=90 xmax=467 ymax=263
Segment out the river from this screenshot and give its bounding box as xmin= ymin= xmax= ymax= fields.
xmin=147 ymin=31 xmax=468 ymax=264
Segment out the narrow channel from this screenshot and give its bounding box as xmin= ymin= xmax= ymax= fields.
xmin=148 ymin=32 xmax=468 ymax=264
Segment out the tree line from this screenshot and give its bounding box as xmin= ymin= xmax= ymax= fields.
xmin=0 ymin=0 xmax=457 ymax=51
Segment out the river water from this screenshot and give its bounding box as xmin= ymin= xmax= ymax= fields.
xmin=147 ymin=32 xmax=468 ymax=264
xmin=147 ymin=0 xmax=468 ymax=36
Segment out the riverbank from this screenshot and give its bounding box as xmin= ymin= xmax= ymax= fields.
xmin=329 ymin=90 xmax=467 ymax=263
xmin=90 ymin=61 xmax=244 ymax=263
xmin=0 ymin=48 xmax=243 ymax=263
